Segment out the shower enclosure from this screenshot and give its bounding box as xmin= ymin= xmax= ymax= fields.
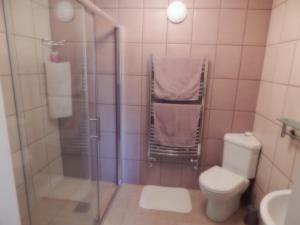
xmin=1 ymin=0 xmax=121 ymax=224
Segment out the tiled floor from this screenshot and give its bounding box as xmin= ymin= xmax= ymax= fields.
xmin=102 ymin=184 xmax=246 ymax=225
xmin=24 ymin=182 xmax=246 ymax=225
xmin=23 ymin=178 xmax=117 ymax=225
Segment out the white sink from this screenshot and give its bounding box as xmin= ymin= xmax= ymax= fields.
xmin=260 ymin=189 xmax=292 ymax=225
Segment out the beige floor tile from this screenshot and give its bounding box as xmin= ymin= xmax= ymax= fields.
xmin=102 ymin=184 xmax=246 ymax=225
xmin=26 ymin=182 xmax=245 ymax=225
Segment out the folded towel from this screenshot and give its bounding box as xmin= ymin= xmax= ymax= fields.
xmin=153 ymin=57 xmax=202 ymax=101
xmin=45 ymin=61 xmax=72 ymax=119
xmin=154 ymin=103 xmax=201 ymax=147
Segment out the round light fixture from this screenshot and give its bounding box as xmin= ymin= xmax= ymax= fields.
xmin=55 ymin=1 xmax=75 ymax=23
xmin=167 ymin=1 xmax=187 ymax=24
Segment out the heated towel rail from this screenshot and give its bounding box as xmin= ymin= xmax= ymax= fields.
xmin=147 ymin=56 xmax=208 ymax=170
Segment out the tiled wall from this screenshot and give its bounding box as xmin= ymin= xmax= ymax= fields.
xmin=93 ymin=0 xmax=272 ymax=188
xmin=252 ymin=0 xmax=300 ymax=207
xmin=0 ymin=0 xmax=63 ymax=223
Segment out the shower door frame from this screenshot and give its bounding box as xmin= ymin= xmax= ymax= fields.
xmin=1 ymin=0 xmax=123 ymax=223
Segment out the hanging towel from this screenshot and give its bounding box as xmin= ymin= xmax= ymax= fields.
xmin=45 ymin=61 xmax=72 ymax=119
xmin=153 ymin=57 xmax=202 ymax=101
xmin=154 ymin=103 xmax=201 ymax=147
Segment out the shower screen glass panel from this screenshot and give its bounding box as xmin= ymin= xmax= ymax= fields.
xmin=1 ymin=0 xmax=118 ymax=224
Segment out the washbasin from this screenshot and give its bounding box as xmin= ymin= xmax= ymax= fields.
xmin=260 ymin=189 xmax=292 ymax=225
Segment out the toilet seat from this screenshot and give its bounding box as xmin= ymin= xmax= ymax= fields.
xmin=199 ymin=166 xmax=249 ymax=195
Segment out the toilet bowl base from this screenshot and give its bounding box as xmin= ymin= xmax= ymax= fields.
xmin=206 ymin=195 xmax=240 ymax=222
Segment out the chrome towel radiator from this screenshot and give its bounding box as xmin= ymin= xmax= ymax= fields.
xmin=147 ymin=56 xmax=208 ymax=170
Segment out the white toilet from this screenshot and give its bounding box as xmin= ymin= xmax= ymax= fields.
xmin=199 ymin=133 xmax=261 ymax=222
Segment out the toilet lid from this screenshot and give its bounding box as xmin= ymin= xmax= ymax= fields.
xmin=199 ymin=166 xmax=249 ymax=194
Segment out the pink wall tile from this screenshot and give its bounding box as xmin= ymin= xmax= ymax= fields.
xmin=261 ymin=45 xmax=278 ymax=81
xmin=211 ymin=79 xmax=238 ymax=110
xmin=169 ymin=0 xmax=194 ymax=8
xmin=144 ymin=0 xmax=168 ymax=8
xmin=192 ymin=9 xmax=219 ymax=44
xmin=121 ymin=105 xmax=141 ymax=133
xmin=140 ymin=108 xmax=148 ymax=136
xmin=268 ymin=166 xmax=289 ymax=192
xmin=160 ymin=163 xmax=182 ymax=187
xmin=124 ymin=43 xmax=142 ymax=75
xmin=221 ymin=0 xmax=248 ymax=9
xmin=267 ymin=4 xmax=286 ymax=44
xmin=204 ymin=139 xmax=223 ymax=166
xmin=289 ymin=41 xmax=300 ymax=86
xmin=0 ymin=1 xmax=5 ymax=32
xmin=215 ymin=45 xmax=242 ymax=78
xmin=283 ymin=87 xmax=300 ymax=122
xmin=100 ymin=158 xmax=117 ymax=182
xmin=142 ymin=43 xmax=166 ymax=75
xmin=191 ymin=45 xmax=216 ymax=77
xmin=273 ymin=0 xmax=288 ymax=8
xmin=140 ymin=161 xmax=161 ymax=185
xmin=168 ymin=10 xmax=193 ymax=43
xmin=97 ymin=75 xmax=116 ymax=104
xmin=123 ymin=133 xmax=142 ymax=160
xmin=122 ymin=76 xmax=142 ymax=105
xmin=167 ymin=44 xmax=191 ymax=57
xmin=139 ymin=134 xmax=147 ymax=158
xmin=252 ymin=185 xmax=264 ymax=208
xmin=248 ymin=0 xmax=273 ymax=9
xmin=235 ymin=80 xmax=260 ymax=111
xmin=280 ymin=0 xmax=300 ymax=42
xmin=96 ymin=43 xmax=115 ymax=74
xmin=0 ymin=34 xmax=10 ymax=75
xmin=244 ymin=10 xmax=271 ymax=45
xmin=194 ymin=0 xmax=221 ymax=8
xmin=218 ymin=9 xmax=247 ymax=44
xmin=273 ymin=41 xmax=296 ymax=84
xmin=122 ymin=159 xmax=141 ymax=184
xmin=274 ymin=135 xmax=298 ymax=177
xmin=232 ymin=111 xmax=255 ymax=133
xmin=141 ymin=76 xmax=148 ymax=106
xmin=14 ymin=36 xmax=38 ymax=74
xmin=261 ymin=119 xmax=280 ymax=161
xmin=143 ymin=9 xmax=167 ymax=43
xmin=291 ymin=149 xmax=300 ymax=182
xmin=95 ymin=0 xmax=118 ymax=8
xmin=10 ymin=0 xmax=35 ymax=37
xmin=240 ymin=46 xmax=265 ymax=80
xmin=119 ymin=9 xmax=143 ymax=42
xmin=253 ymin=114 xmax=264 ymax=141
xmin=180 ymin=166 xmax=199 ymax=189
xmin=202 ymin=110 xmax=210 ymax=138
xmin=96 ymin=9 xmax=117 ymax=42
xmin=256 ymin=154 xmax=272 ymax=192
xmin=256 ymin=82 xmax=287 ymax=122
xmin=118 ymin=0 xmax=143 ymax=8
xmin=205 ymin=79 xmax=214 ymax=108
xmin=208 ymin=110 xmax=234 ymax=139
xmin=98 ymin=104 xmax=116 ymax=132
xmin=100 ymin=132 xmax=117 ymax=158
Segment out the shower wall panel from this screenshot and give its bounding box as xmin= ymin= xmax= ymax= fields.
xmin=0 ymin=0 xmax=63 ymax=223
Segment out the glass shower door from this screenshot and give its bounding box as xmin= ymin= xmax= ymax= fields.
xmin=2 ymin=0 xmax=102 ymax=224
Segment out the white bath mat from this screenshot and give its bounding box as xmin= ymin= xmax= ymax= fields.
xmin=139 ymin=185 xmax=192 ymax=213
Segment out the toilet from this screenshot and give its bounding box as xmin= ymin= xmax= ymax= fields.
xmin=199 ymin=133 xmax=261 ymax=222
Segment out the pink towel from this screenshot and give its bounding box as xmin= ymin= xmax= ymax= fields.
xmin=153 ymin=57 xmax=202 ymax=101
xmin=154 ymin=103 xmax=201 ymax=147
